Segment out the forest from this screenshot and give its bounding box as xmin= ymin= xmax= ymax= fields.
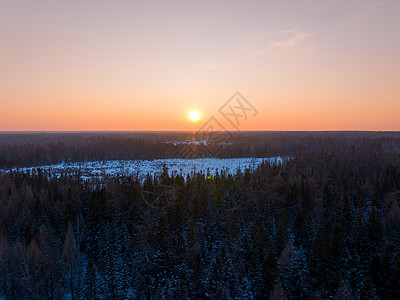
xmin=0 ymin=131 xmax=400 ymax=299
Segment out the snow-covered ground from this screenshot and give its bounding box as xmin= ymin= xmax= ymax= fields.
xmin=165 ymin=139 xmax=208 ymax=146
xmin=164 ymin=139 xmax=232 ymax=146
xmin=4 ymin=157 xmax=286 ymax=182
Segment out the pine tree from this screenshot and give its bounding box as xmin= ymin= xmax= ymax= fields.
xmin=334 ymin=279 xmax=354 ymax=299
xmin=388 ymin=255 xmax=400 ymax=298
xmin=81 ymin=259 xmax=98 ymax=299
xmin=62 ymin=223 xmax=80 ymax=300
xmin=269 ymin=278 xmax=287 ymax=300
xmin=261 ymin=248 xmax=278 ymax=297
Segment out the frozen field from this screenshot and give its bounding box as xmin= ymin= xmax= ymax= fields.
xmin=4 ymin=157 xmax=285 ymax=182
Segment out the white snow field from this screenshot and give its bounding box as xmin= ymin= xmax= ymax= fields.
xmin=6 ymin=157 xmax=286 ymax=182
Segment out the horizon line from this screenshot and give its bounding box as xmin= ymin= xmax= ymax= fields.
xmin=1 ymin=129 xmax=400 ymax=133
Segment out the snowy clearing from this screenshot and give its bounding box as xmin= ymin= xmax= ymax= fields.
xmin=4 ymin=157 xmax=286 ymax=182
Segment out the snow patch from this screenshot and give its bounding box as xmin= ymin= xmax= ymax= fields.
xmin=4 ymin=157 xmax=286 ymax=182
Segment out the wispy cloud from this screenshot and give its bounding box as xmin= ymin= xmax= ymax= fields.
xmin=281 ymin=29 xmax=297 ymax=34
xmin=270 ymin=31 xmax=311 ymax=48
xmin=197 ymin=29 xmax=311 ymax=70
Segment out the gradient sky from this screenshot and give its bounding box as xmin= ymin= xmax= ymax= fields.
xmin=1 ymin=0 xmax=399 ymax=131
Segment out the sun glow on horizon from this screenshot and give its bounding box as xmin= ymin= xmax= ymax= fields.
xmin=188 ymin=110 xmax=201 ymax=122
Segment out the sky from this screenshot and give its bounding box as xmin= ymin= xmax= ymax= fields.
xmin=1 ymin=0 xmax=399 ymax=131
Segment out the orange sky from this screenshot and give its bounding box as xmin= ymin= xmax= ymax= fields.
xmin=1 ymin=0 xmax=399 ymax=131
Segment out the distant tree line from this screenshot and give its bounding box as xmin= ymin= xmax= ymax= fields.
xmin=0 ymin=132 xmax=399 ymax=298
xmin=1 ymin=131 xmax=400 ymax=169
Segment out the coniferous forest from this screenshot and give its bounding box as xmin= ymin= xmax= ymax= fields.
xmin=0 ymin=132 xmax=400 ymax=299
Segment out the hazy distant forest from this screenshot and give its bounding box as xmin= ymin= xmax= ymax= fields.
xmin=0 ymin=131 xmax=400 ymax=299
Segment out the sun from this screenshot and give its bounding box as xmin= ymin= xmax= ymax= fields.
xmin=188 ymin=110 xmax=201 ymax=122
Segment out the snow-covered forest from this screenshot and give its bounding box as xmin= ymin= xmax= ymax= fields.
xmin=0 ymin=132 xmax=400 ymax=298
